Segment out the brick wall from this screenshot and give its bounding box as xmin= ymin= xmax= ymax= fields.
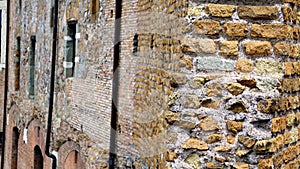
xmin=3 ymin=0 xmax=300 ymax=168
xmin=0 ymin=70 xmax=4 ymax=131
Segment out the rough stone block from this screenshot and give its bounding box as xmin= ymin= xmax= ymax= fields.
xmin=224 ymin=22 xmax=248 ymax=37
xmin=206 ymin=162 xmax=222 ymax=169
xmin=193 ymin=20 xmax=222 ymax=35
xmin=238 ymin=136 xmax=256 ymax=148
xmin=201 ymin=98 xmax=221 ymax=109
xmin=182 ymin=138 xmax=208 ymax=150
xmin=236 ymin=59 xmax=254 ymax=72
xmin=256 ymin=60 xmax=284 ymax=75
xmin=206 ymin=83 xmax=223 ymax=97
xmin=282 ymin=6 xmax=297 ymax=23
xmin=258 ymin=158 xmax=272 ymax=169
xmin=227 ymin=120 xmax=243 ymax=134
xmin=225 ymin=82 xmax=246 ymax=96
xmin=181 ymin=38 xmax=217 ymax=54
xmin=206 ymin=134 xmax=222 ymax=144
xmin=196 ymin=57 xmax=235 ymax=71
xmin=220 ymin=41 xmax=239 ymax=57
xmin=273 ymin=152 xmax=284 ymax=168
xmin=189 ymin=77 xmax=205 ymax=89
xmin=214 ymin=145 xmax=232 ymax=152
xmin=238 ymin=6 xmax=278 ymax=19
xmin=200 ymin=117 xmax=220 ymax=131
xmin=244 ymin=41 xmax=271 ymax=55
xmin=205 ymin=4 xmax=235 ymax=17
xmin=274 ymin=42 xmax=294 ymax=57
xmin=233 ymin=162 xmax=249 ymax=169
xmin=185 ymin=154 xmax=200 ymax=169
xmin=227 ymin=101 xmax=248 ymax=114
xmin=271 ymin=117 xmax=282 ymax=133
xmin=187 ymin=6 xmax=202 ymax=18
xmin=184 ymin=94 xmax=200 ymax=109
xmin=251 ymin=24 xmax=293 ymax=39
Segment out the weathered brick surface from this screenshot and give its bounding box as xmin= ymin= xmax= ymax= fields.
xmin=282 ymin=6 xmax=297 ymax=23
xmin=220 ymin=41 xmax=238 ymax=57
xmin=244 ymin=41 xmax=271 ymax=55
xmin=251 ymin=24 xmax=293 ymax=39
xmin=193 ymin=20 xmax=222 ymax=35
xmin=235 ymin=59 xmax=254 ymax=72
xmin=274 ymin=42 xmax=295 ymax=57
xmin=3 ymin=0 xmax=300 ymax=168
xmin=205 ymin=4 xmax=235 ymax=17
xmin=224 ymin=22 xmax=248 ymax=37
xmin=238 ymin=6 xmax=279 ymax=19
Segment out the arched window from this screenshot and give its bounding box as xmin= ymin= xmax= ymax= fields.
xmin=11 ymin=127 xmax=19 ymax=169
xmin=34 ymin=145 xmax=43 ymax=169
xmin=64 ymin=150 xmax=84 ymax=169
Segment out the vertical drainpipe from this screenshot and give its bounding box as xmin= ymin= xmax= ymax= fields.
xmin=0 ymin=0 xmax=9 ymax=168
xmin=109 ymin=0 xmax=122 ymax=168
xmin=45 ymin=0 xmax=58 ymax=168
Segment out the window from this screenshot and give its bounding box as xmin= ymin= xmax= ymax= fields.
xmin=64 ymin=150 xmax=84 ymax=169
xmin=11 ymin=127 xmax=19 ymax=169
xmin=15 ymin=36 xmax=21 ymax=91
xmin=133 ymin=34 xmax=138 ymax=54
xmin=90 ymin=0 xmax=100 ymax=22
xmin=28 ymin=35 xmax=36 ymax=98
xmin=34 ymin=146 xmax=43 ymax=169
xmin=64 ymin=19 xmax=77 ymax=78
xmin=36 ymin=126 xmax=40 ymax=138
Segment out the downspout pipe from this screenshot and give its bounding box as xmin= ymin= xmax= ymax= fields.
xmin=109 ymin=0 xmax=122 ymax=168
xmin=1 ymin=0 xmax=10 ymax=168
xmin=45 ymin=0 xmax=59 ymax=168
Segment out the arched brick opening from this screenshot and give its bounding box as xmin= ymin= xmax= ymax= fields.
xmin=64 ymin=150 xmax=84 ymax=169
xmin=58 ymin=141 xmax=85 ymax=169
xmin=34 ymin=145 xmax=43 ymax=169
xmin=11 ymin=127 xmax=19 ymax=169
xmin=3 ymin=104 xmax=18 ymax=169
xmin=16 ymin=119 xmax=51 ymax=169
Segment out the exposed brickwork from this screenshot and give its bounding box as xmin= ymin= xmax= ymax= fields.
xmin=0 ymin=71 xmax=4 ymax=131
xmin=3 ymin=0 xmax=300 ymax=168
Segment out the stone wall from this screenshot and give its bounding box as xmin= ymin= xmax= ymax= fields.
xmin=3 ymin=0 xmax=300 ymax=168
xmin=132 ymin=0 xmax=300 ymax=169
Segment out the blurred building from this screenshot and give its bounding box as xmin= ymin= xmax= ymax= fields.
xmin=2 ymin=0 xmax=300 ymax=169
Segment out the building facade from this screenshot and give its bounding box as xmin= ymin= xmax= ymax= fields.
xmin=1 ymin=0 xmax=300 ymax=168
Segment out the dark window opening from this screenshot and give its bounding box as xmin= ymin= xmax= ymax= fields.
xmin=11 ymin=127 xmax=19 ymax=169
xmin=29 ymin=35 xmax=36 ymax=98
xmin=50 ymin=7 xmax=54 ymax=27
xmin=64 ymin=150 xmax=84 ymax=169
xmin=133 ymin=34 xmax=138 ymax=54
xmin=19 ymin=0 xmax=22 ymax=9
xmin=110 ymin=10 xmax=113 ymax=18
xmin=74 ymin=151 xmax=78 ymax=164
xmin=34 ymin=145 xmax=43 ymax=169
xmin=15 ymin=36 xmax=21 ymax=91
xmin=90 ymin=0 xmax=99 ymax=14
xmin=150 ymin=34 xmax=154 ymax=49
xmin=36 ymin=126 xmax=40 ymax=138
xmin=90 ymin=0 xmax=100 ymax=22
xmin=65 ymin=19 xmax=77 ymax=78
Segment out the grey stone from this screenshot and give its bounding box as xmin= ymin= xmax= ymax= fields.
xmin=196 ymin=57 xmax=235 ymax=71
xmin=185 ymin=154 xmax=201 ymax=169
xmin=256 ymin=78 xmax=280 ymax=92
